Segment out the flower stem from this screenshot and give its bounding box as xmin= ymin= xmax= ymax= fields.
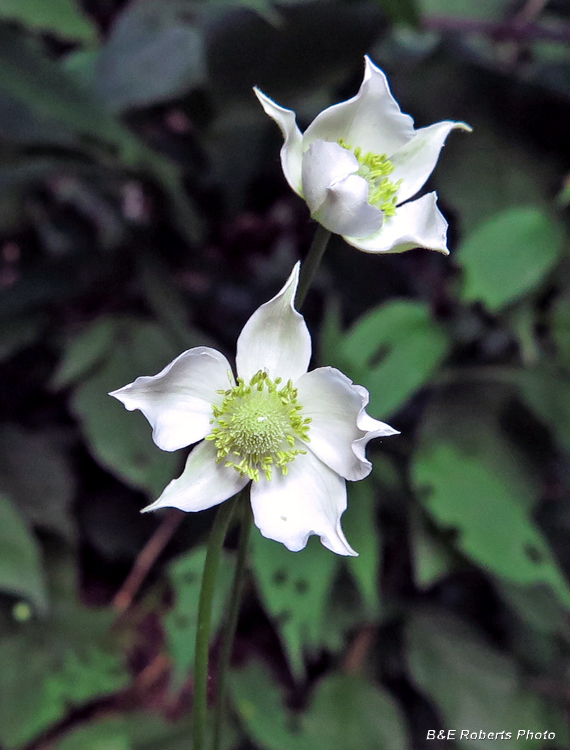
xmin=192 ymin=496 xmax=238 ymax=750
xmin=295 ymin=225 xmax=332 ymax=309
xmin=213 ymin=492 xmax=253 ymax=750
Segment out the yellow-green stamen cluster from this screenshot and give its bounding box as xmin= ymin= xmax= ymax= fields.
xmin=338 ymin=138 xmax=402 ymax=216
xmin=205 ymin=370 xmax=311 ymax=482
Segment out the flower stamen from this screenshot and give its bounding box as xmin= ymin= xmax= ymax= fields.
xmin=338 ymin=138 xmax=402 ymax=216
xmin=206 ymin=370 xmax=311 ymax=482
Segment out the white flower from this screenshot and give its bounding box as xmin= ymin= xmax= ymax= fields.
xmin=110 ymin=264 xmax=397 ymax=556
xmin=255 ymin=56 xmax=470 ymax=254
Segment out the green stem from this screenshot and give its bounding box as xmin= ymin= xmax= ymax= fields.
xmin=295 ymin=225 xmax=332 ymax=309
xmin=212 ymin=493 xmax=253 ymax=750
xmin=192 ymin=496 xmax=238 ymax=750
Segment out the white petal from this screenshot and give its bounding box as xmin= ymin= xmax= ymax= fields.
xmin=303 ymin=56 xmax=415 ymax=158
xmin=391 ymin=120 xmax=471 ymax=204
xmin=250 ymin=448 xmax=357 ymax=556
xmin=302 ymin=140 xmax=383 ymax=238
xmin=254 ymin=87 xmax=304 ymax=196
xmin=351 ymin=384 xmax=400 ymax=470
xmin=296 ymin=368 xmax=397 ymax=481
xmin=236 ymin=262 xmax=311 ymax=383
xmin=109 ymin=347 xmax=233 ymax=452
xmin=344 ymin=192 xmax=449 ymax=255
xmin=142 ymin=439 xmax=248 ymax=513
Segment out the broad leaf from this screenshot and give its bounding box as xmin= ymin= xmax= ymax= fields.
xmin=231 ymin=660 xmax=408 ymax=750
xmin=340 ymin=301 xmax=449 ymax=418
xmin=95 ymin=0 xmax=207 ymax=111
xmin=0 ymin=550 xmax=127 ymax=749
xmin=251 ymin=534 xmax=337 ymax=677
xmin=412 ymin=387 xmax=570 ymax=608
xmin=458 ymin=207 xmax=563 ymax=311
xmin=165 ymin=546 xmax=234 ymax=691
xmin=0 ymin=425 xmax=75 ymax=540
xmin=52 ymin=316 xmax=116 ymax=389
xmin=0 ymin=492 xmax=47 ymax=613
xmin=407 ymin=609 xmax=569 ymax=749
xmin=0 ymin=0 xmax=96 ymax=42
xmin=71 ymin=318 xmax=181 ymax=498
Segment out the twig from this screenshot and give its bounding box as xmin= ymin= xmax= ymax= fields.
xmin=342 ymin=625 xmax=377 ymax=675
xmin=423 ymin=17 xmax=570 ymax=44
xmin=113 ymin=509 xmax=185 ymax=614
xmin=514 ymin=0 xmax=550 ymax=26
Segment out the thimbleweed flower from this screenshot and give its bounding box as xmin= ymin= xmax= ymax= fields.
xmin=110 ymin=264 xmax=398 ymax=555
xmin=255 ymin=56 xmax=470 ymax=254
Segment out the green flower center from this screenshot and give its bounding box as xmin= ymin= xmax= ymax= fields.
xmin=206 ymin=370 xmax=311 ymax=482
xmin=338 ymin=138 xmax=402 ymax=217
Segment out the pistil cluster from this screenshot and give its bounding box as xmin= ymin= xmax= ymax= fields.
xmin=206 ymin=370 xmax=311 ymax=482
xmin=338 ymin=138 xmax=402 ymax=216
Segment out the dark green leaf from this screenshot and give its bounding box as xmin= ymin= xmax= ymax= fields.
xmin=302 ymin=672 xmax=408 ymax=750
xmin=434 ymin=120 xmax=557 ymax=235
xmin=231 ymin=660 xmax=408 ymax=750
xmin=551 ymin=291 xmax=570 ymax=370
xmin=0 ymin=0 xmax=96 ymax=42
xmin=0 ymin=425 xmax=75 ymax=541
xmin=52 ymin=316 xmax=116 ymax=389
xmin=343 ymin=479 xmax=381 ymax=617
xmin=95 ymin=0 xmax=207 ymax=111
xmin=412 ymin=388 xmax=570 ymax=607
xmin=518 ymin=368 xmax=570 ymax=453
xmin=0 ymin=549 xmax=127 ymax=749
xmin=378 ymin=0 xmax=420 ymax=27
xmin=0 ymin=315 xmax=44 ymax=362
xmin=458 ymin=207 xmax=564 ymax=311
xmin=165 ymin=546 xmax=234 ymax=691
xmin=0 ymin=492 xmax=47 ymax=613
xmin=410 ymin=509 xmax=455 ymax=589
xmin=419 ymin=0 xmax=503 ymax=20
xmin=407 ymin=609 xmax=569 ymax=749
xmin=341 ymin=301 xmax=449 ymax=418
xmin=251 ymin=534 xmax=338 ymax=677
xmin=71 ymin=318 xmax=181 ymax=498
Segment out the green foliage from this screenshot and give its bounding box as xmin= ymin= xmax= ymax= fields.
xmin=0 ymin=550 xmax=127 ymax=749
xmin=0 ymin=425 xmax=75 ymax=540
xmin=67 ymin=317 xmax=182 ymax=498
xmin=434 ymin=119 xmax=557 ymax=235
xmin=341 ymin=479 xmax=382 ymax=617
xmin=231 ymin=659 xmax=408 ymax=750
xmin=165 ymin=546 xmax=234 ymax=691
xmin=252 ymin=534 xmax=338 ymax=677
xmin=95 ymin=0 xmax=207 ymax=112
xmin=0 ymin=0 xmax=96 ymax=42
xmin=333 ymin=301 xmax=449 ymax=418
xmin=0 ymin=315 xmax=44 ymax=362
xmin=377 ymin=0 xmax=420 ymax=28
xmin=407 ymin=609 xmax=569 ymax=749
xmin=413 ymin=388 xmax=570 ymax=607
xmin=52 ymin=316 xmax=115 ymax=389
xmin=518 ymin=368 xmax=570 ymax=454
xmin=458 ymin=207 xmax=564 ymax=311
xmin=251 ymin=477 xmax=382 ymax=676
xmin=54 ymin=712 xmax=238 ymax=750
xmin=419 ymin=0 xmax=504 ymax=20
xmin=410 ymin=509 xmax=455 ymax=588
xmin=0 ymin=493 xmax=47 ymax=614
xmin=551 ymin=289 xmax=570 ymax=370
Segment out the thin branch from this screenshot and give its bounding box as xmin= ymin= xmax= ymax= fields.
xmin=423 ymin=16 xmax=570 ymax=44
xmin=113 ymin=509 xmax=185 ymax=615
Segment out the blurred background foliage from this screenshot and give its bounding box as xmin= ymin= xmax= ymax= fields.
xmin=2 ymin=0 xmax=570 ymax=747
